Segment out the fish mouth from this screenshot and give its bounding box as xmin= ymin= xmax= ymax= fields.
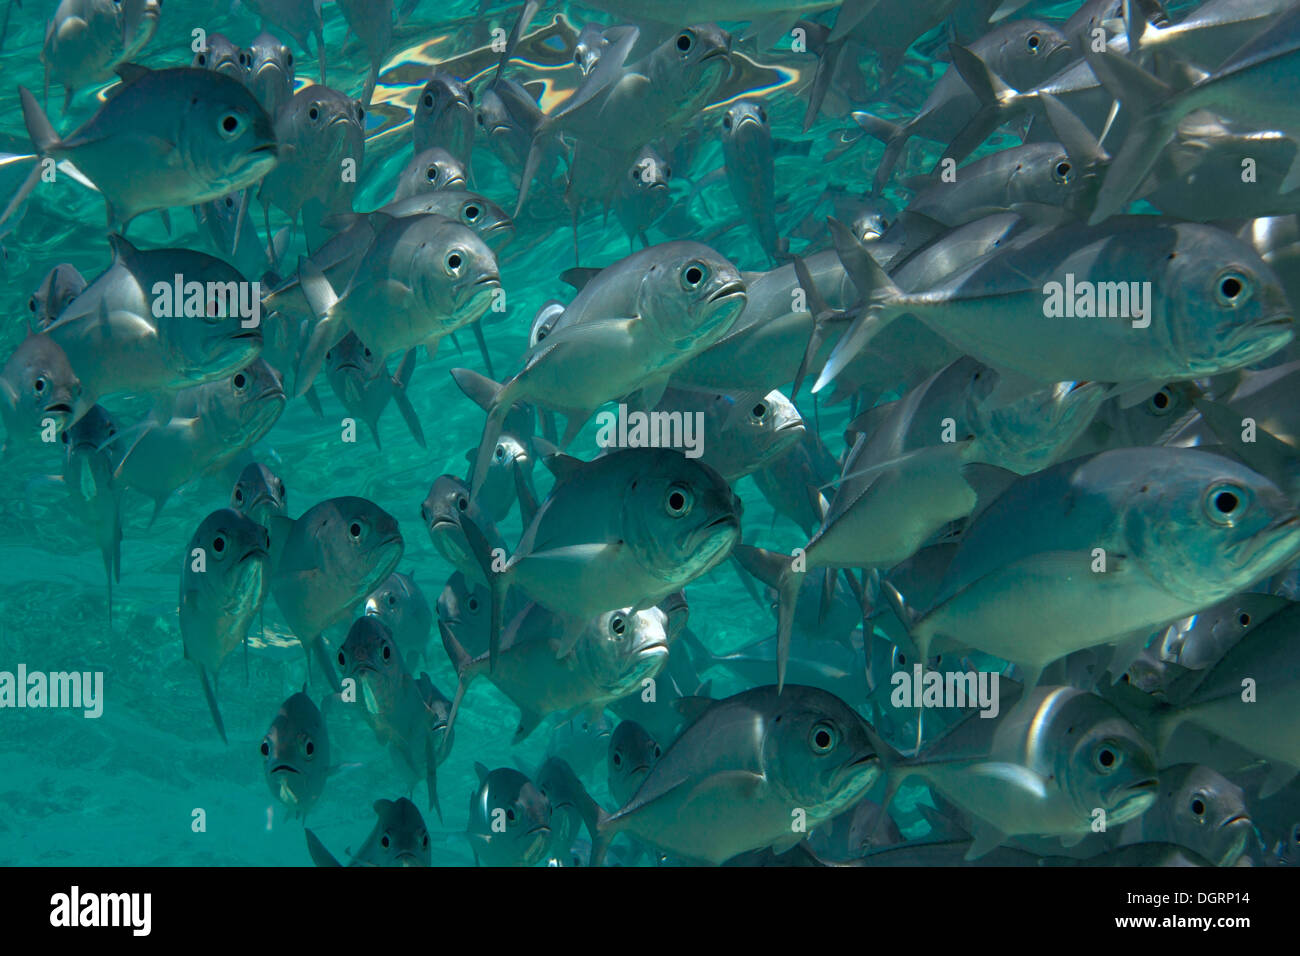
xmin=708 ymin=280 xmax=746 ymax=302
xmin=43 ymin=402 xmax=73 ymax=415
xmin=270 ymin=764 xmax=300 ymax=775
xmin=394 ymin=851 xmax=426 ymax=866
xmin=473 ymin=274 xmax=501 ymax=287
xmin=238 ymin=546 xmax=269 ymax=564
xmin=1220 ymin=813 xmax=1252 ymax=830
xmin=250 ymin=143 xmax=279 ymax=156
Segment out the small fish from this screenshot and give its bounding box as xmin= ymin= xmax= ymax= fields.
xmin=59 ymin=404 xmax=122 ymax=616
xmin=393 ymin=147 xmax=469 ymax=202
xmin=607 ymin=719 xmax=661 ymax=807
xmin=307 ymin=798 xmax=432 ymax=866
xmin=262 ymin=689 xmax=331 ymax=819
xmin=193 ymin=32 xmax=246 ymax=80
xmin=1117 ymin=763 xmax=1253 ymax=867
xmin=420 ymin=474 xmax=508 ymax=588
xmin=241 ymin=0 xmax=325 ymax=84
xmin=466 ymin=763 xmax=552 ymax=867
xmin=246 ymin=31 xmax=296 ymax=120
xmin=231 ymin=462 xmax=288 ymax=526
xmin=324 ymin=333 xmax=425 ymax=450
xmin=0 ymin=331 xmax=82 ymax=449
xmin=544 ymin=712 xmax=614 ymax=780
xmin=180 ymin=508 xmax=270 ymax=743
xmin=412 ymin=70 xmax=475 ymax=163
xmin=364 ymin=571 xmax=434 ymax=669
xmin=27 ymin=263 xmax=85 ymax=330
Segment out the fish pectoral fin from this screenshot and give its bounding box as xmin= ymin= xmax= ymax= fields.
xmin=963 ymin=819 xmax=1008 ymax=861
xmin=511 ymin=708 xmax=544 ymax=744
xmin=305 ymin=828 xmax=342 ymax=867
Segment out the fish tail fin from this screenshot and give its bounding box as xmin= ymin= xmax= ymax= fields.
xmin=391 ymin=349 xmax=427 ymax=448
xmin=424 ymin=730 xmax=442 ymax=823
xmin=293 ymin=257 xmax=341 ymax=398
xmin=197 ymin=664 xmax=227 ymax=745
xmin=19 ymin=85 xmax=59 ymax=154
xmin=791 ymin=254 xmax=846 ymax=398
xmin=452 ymin=368 xmax=513 ymax=501
xmin=514 ymin=126 xmax=548 ymax=218
xmin=852 ymin=111 xmax=907 ymax=196
xmin=305 ymin=828 xmax=343 ymax=866
xmin=732 ymin=543 xmax=806 ymax=694
xmin=302 ymin=383 xmax=324 ymax=418
xmin=935 ymin=44 xmax=1031 ymax=172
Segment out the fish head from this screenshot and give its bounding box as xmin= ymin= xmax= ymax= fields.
xmin=721 ymin=99 xmax=770 ymax=150
xmin=573 ymin=23 xmax=609 ymax=75
xmin=365 ymin=571 xmax=430 ymax=647
xmin=436 ymin=572 xmax=491 ymax=656
xmin=337 ymin=615 xmax=405 ymax=705
xmin=194 ymin=33 xmax=246 ymax=80
xmin=247 ymin=31 xmax=295 ymax=116
xmin=60 ymin=403 xmax=117 ymax=475
xmin=970 ymin=376 xmax=1107 ymax=474
xmin=178 ymin=70 xmax=280 ymax=194
xmin=232 ymin=462 xmax=287 ymax=523
xmin=472 ymin=768 xmax=553 ymax=865
xmin=434 ymin=191 xmax=514 ymax=249
xmin=278 ymin=86 xmax=363 ymax=167
xmin=262 ymin=691 xmax=330 ymax=809
xmin=607 ymin=720 xmax=660 ymax=803
xmin=1042 ymin=688 xmax=1158 ymax=825
xmin=579 ymin=606 xmax=670 ymax=695
xmin=184 ymin=507 xmax=271 ymax=603
xmin=324 ymin=331 xmax=383 ymax=398
xmin=649 ymin=24 xmax=732 ymax=107
xmin=204 ymin=358 xmax=286 ymax=443
xmin=420 ymin=475 xmax=479 ymax=562
xmin=1121 ymin=450 xmax=1300 ymax=602
xmin=1166 ymin=226 xmax=1293 ymax=374
xmin=402 ymin=147 xmax=468 ymax=195
xmin=636 ymin=242 xmax=746 ymax=349
xmin=620 ymin=451 xmax=741 ymax=585
xmin=412 ymin=218 xmax=500 ymax=324
xmin=317 ymin=496 xmax=405 ymax=598
xmin=992 ymin=20 xmax=1073 ymax=87
xmin=29 ymin=263 xmax=86 ymax=329
xmin=761 ymin=685 xmax=882 ymax=817
xmin=368 ymin=798 xmax=432 ymax=866
xmin=0 ymin=332 xmax=83 ymax=438
xmin=475 ymin=86 xmax=515 ymax=142
xmin=415 ymin=71 xmax=475 ymax=158
xmin=158 ymin=270 xmax=264 ymax=385
xmin=717 ymin=388 xmax=805 ymax=475
xmin=1147 ymin=764 xmax=1252 ymax=867
xmin=528 ymin=301 xmax=565 ymax=348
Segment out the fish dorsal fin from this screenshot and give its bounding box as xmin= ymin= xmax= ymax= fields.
xmin=114 ymin=63 xmax=151 ymax=86
xmin=559 ymin=266 xmax=602 ymax=291
xmin=536 ymin=440 xmax=583 ymax=483
xmin=473 ymin=761 xmax=490 ymax=784
xmin=107 ymin=233 xmax=144 ymax=270
xmin=372 ymin=799 xmax=393 ymax=817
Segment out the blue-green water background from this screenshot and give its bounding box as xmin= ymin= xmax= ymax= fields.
xmin=0 ymin=0 xmax=1190 ymax=865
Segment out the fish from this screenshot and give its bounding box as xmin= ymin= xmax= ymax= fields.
xmin=412 ymin=70 xmax=476 ymax=163
xmin=28 ymin=263 xmax=86 ymax=329
xmin=294 ymin=213 xmax=500 ymax=396
xmin=466 ymin=763 xmax=552 ymax=866
xmin=179 ymin=508 xmax=270 ymax=743
xmin=440 ymin=602 xmax=670 ymax=742
xmin=323 ymin=333 xmax=425 ymax=450
xmin=193 ymin=33 xmax=246 ymax=80
xmin=393 ymin=147 xmax=469 ymax=201
xmin=246 ymin=31 xmax=296 ymax=120
xmin=720 ymin=99 xmax=806 ymax=264
xmin=269 ymin=495 xmax=404 ymax=691
xmin=42 ymin=235 xmax=264 ymax=405
xmin=0 ymin=330 xmax=82 ymax=449
xmin=364 ymin=570 xmax=434 ymax=668
xmin=241 ymin=0 xmax=325 ymax=84
xmin=653 ymin=385 xmax=805 ymax=482
xmin=545 ymin=712 xmax=614 ymax=780
xmin=871 ymin=683 xmax=1160 ymax=859
xmin=612 ymin=145 xmax=673 ymax=253
xmin=231 ymin=462 xmax=289 ymax=526
xmin=534 ymin=756 xmax=601 ymax=864
xmin=307 ymin=797 xmax=432 ymax=866
xmin=262 ymin=689 xmax=331 ymax=819
xmin=593 ymin=684 xmax=882 ymax=865
xmin=420 ymin=474 xmax=508 ymax=588
xmin=40 ymin=0 xmax=159 ymax=113
xmin=111 ymin=359 xmax=286 ymax=523
xmin=58 ymin=403 xmax=122 ymax=616
xmin=607 ymin=718 xmax=661 ymax=807
xmin=1116 ymin=763 xmax=1253 ymax=867
xmin=336 ymin=615 xmax=451 ymax=817
xmin=455 ymin=447 xmax=741 ymax=670
xmin=19 ymin=65 xmax=278 ymax=231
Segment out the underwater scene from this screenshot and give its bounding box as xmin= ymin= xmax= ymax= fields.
xmin=0 ymin=0 xmax=1298 ymax=870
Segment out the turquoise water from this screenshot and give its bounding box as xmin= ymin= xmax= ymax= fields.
xmin=0 ymin=0 xmax=1221 ymax=867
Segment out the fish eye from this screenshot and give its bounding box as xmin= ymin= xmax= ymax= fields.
xmin=445 ymin=251 xmax=464 ymax=275
xmin=423 ymin=92 xmax=435 ymax=108
xmin=218 ymin=113 xmax=243 ymax=138
xmin=676 ymin=30 xmax=694 ymax=53
xmin=381 ymin=834 xmax=391 ymax=848
xmin=468 ymin=597 xmax=478 ymax=611
xmin=387 ymin=593 xmax=397 ymax=606
xmin=722 ymin=113 xmax=732 ymax=130
xmin=809 ymin=720 xmax=838 ymax=754
xmin=653 ymin=745 xmax=661 ymax=758
xmin=308 ymin=104 xmax=320 ymax=121
xmin=1146 ymin=387 xmax=1174 ymax=415
xmin=462 ymin=203 xmax=480 ymax=223
xmin=664 ymin=484 xmax=693 ymax=517
xmin=612 ymin=751 xmax=622 ymax=767
xmin=1190 ymin=794 xmax=1206 ymax=816
xmin=609 ymin=614 xmax=626 ymax=638
xmin=630 ymin=165 xmax=642 ymax=180
xmin=224 ymin=195 xmax=235 ymax=208
xmin=304 ymin=738 xmax=315 ymax=757
xmin=33 ymin=377 xmax=45 ymax=393
xmin=494 ymin=445 xmax=505 ymax=460
xmin=233 ymin=372 xmax=247 ymax=390
xmin=260 ymin=739 xmax=270 ymax=756
xmin=349 ymin=521 xmax=363 ymax=538
xmin=1026 ymin=33 xmax=1041 ymax=53
xmin=382 ymin=642 xmax=391 ymax=661
xmin=212 ymin=534 xmax=226 ymax=553
xmin=1093 ymin=743 xmax=1119 ymax=773
xmin=421 ymin=832 xmax=429 ymax=848
xmin=750 ymin=402 xmax=767 ymax=421
xmin=355 ymin=103 xmax=364 ymax=122
xmin=426 ymin=164 xmax=440 ymax=182
xmin=681 ymin=261 xmax=709 ymax=289
xmin=757 ymin=106 xmax=766 ymax=123
xmin=1053 ymin=160 xmax=1072 ymax=184
xmin=27 ymin=297 xmax=36 ymax=312
xmin=465 ymin=88 xmax=474 ymax=105
xmin=239 ymin=52 xmax=250 ymax=67
xmin=286 ymin=52 xmax=293 ymax=66
xmin=457 ymin=495 xmax=468 ymax=512
xmin=1203 ymin=483 xmax=1245 ymax=526
xmin=197 ymin=53 xmax=207 ymax=65
xmin=505 ymin=808 xmax=516 ymax=824
xmin=338 ymin=649 xmax=346 ymax=666
xmin=476 ymin=112 xmax=485 ymax=126
xmin=1214 ymin=269 xmax=1251 ymax=307
xmin=60 ymin=431 xmax=69 ymax=444
xmin=1239 ymin=612 xmax=1251 ymax=627
xmin=234 ymin=488 xmax=244 ymax=503
xmin=363 ymin=347 xmax=372 ymax=359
